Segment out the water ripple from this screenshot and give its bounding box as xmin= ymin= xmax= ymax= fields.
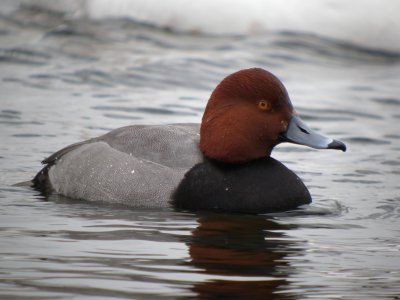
xmin=0 ymin=47 xmax=51 ymax=65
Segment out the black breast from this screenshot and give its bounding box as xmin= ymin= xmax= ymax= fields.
xmin=173 ymin=157 xmax=311 ymax=213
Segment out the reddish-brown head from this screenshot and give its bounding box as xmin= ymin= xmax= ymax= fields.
xmin=200 ymin=68 xmax=293 ymax=163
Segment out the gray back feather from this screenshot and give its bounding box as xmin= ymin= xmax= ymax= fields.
xmin=44 ymin=123 xmax=203 ymax=207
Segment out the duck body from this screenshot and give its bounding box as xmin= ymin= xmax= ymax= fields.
xmin=173 ymin=157 xmax=311 ymax=213
xmin=32 ymin=68 xmax=345 ymax=213
xmin=34 ymin=123 xmax=202 ymax=207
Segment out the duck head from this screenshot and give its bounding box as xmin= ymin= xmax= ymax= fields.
xmin=200 ymin=68 xmax=346 ymax=163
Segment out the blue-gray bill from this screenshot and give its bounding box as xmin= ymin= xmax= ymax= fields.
xmin=280 ymin=115 xmax=346 ymax=152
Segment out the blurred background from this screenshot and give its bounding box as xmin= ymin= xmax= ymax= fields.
xmin=1 ymin=1 xmax=400 ymax=299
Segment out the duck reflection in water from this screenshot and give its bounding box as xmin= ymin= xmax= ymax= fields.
xmin=185 ymin=213 xmax=303 ymax=299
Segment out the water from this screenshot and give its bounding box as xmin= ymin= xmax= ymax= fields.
xmin=1 ymin=3 xmax=400 ymax=299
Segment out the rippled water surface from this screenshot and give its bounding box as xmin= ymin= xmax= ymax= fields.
xmin=1 ymin=5 xmax=400 ymax=299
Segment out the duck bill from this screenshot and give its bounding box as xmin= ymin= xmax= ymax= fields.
xmin=280 ymin=115 xmax=346 ymax=151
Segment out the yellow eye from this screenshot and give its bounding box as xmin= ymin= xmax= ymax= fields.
xmin=258 ymin=100 xmax=271 ymax=111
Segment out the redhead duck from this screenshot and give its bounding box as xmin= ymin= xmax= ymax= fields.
xmin=32 ymin=68 xmax=345 ymax=213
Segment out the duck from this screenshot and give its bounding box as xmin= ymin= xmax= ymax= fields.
xmin=32 ymin=68 xmax=346 ymax=213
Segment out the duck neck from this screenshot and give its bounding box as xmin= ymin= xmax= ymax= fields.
xmin=199 ymin=106 xmax=272 ymax=163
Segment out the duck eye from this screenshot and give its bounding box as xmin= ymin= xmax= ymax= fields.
xmin=258 ymin=100 xmax=271 ymax=111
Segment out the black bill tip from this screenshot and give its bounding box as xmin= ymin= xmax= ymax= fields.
xmin=328 ymin=139 xmax=347 ymax=152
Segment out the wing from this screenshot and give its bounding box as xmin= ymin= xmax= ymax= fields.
xmin=33 ymin=123 xmax=204 ymax=206
xmin=99 ymin=123 xmax=202 ymax=168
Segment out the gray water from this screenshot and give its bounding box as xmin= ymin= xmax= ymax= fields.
xmin=1 ymin=4 xmax=400 ymax=300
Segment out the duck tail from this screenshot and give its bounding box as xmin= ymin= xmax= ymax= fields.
xmin=31 ymin=164 xmax=53 ymax=193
